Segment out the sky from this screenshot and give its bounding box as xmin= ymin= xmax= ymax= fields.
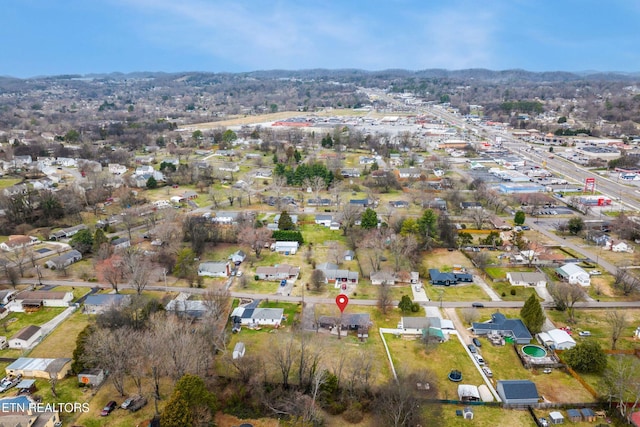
xmin=3 ymin=0 xmax=640 ymax=78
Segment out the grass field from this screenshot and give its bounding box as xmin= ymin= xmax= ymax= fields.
xmin=29 ymin=310 xmax=90 ymax=358
xmin=425 ymin=283 xmax=489 ymax=302
xmin=0 ymin=307 xmax=66 ymax=338
xmin=427 ymin=404 xmax=537 ymax=427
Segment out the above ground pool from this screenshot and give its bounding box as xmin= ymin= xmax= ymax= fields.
xmin=522 ymin=344 xmax=547 ymax=358
xmin=448 ymin=370 xmax=462 ymax=382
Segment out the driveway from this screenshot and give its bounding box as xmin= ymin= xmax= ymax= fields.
xmin=473 ymin=275 xmax=502 ymax=301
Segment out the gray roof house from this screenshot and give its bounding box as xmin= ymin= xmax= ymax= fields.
xmin=228 ymin=250 xmax=246 ymax=265
xmin=83 ymin=294 xmax=132 ymax=315
xmin=472 ymin=312 xmax=532 ymax=344
xmin=506 ymin=272 xmax=547 ymax=287
xmin=44 ymin=250 xmax=82 ymax=270
xmin=497 ymin=380 xmax=539 ymax=406
xmin=197 ymin=261 xmax=231 ymax=278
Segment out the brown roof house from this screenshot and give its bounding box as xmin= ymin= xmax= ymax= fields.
xmin=0 ymin=235 xmax=38 ymax=252
xmin=9 ymin=325 xmax=41 ymax=349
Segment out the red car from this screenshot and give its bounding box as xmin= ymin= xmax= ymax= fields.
xmin=100 ymin=401 xmax=117 ymax=416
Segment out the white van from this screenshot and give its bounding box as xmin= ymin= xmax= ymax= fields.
xmin=474 ymin=354 xmax=485 ymax=366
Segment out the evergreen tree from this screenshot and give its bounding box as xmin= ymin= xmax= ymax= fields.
xmin=398 ymin=295 xmax=413 ymax=313
xmin=70 ymin=229 xmax=94 ymax=254
xmin=93 ymin=228 xmax=109 ymax=253
xmin=520 ymin=293 xmax=544 ymax=334
xmin=146 ymin=176 xmax=158 ymax=189
xmin=278 ymin=211 xmax=294 ymax=230
xmin=160 ymin=391 xmax=193 ymax=427
xmin=360 ymin=208 xmax=378 ymax=229
xmin=514 ymin=210 xmax=526 ymax=226
xmin=563 ymin=340 xmax=607 ymax=373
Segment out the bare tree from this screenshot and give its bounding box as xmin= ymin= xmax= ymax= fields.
xmin=388 ymin=233 xmax=418 ymax=272
xmin=373 ymin=372 xmax=435 ymax=427
xmin=548 ymin=281 xmax=585 ymax=323
xmin=601 ymin=355 xmax=640 ymax=420
xmin=339 ymin=203 xmax=362 ymax=236
xmin=377 ymin=281 xmax=393 ymax=315
xmin=202 ymin=288 xmax=231 ymax=323
xmin=613 ymin=267 xmax=640 ymax=296
xmin=96 ymin=255 xmax=123 ymax=293
xmin=606 ymin=310 xmax=628 ymax=350
xmin=270 ymin=176 xmax=288 ymax=210
xmin=237 ymin=225 xmax=272 ymax=258
xmin=272 ymin=335 xmax=295 ymax=389
xmin=5 ymin=246 xmax=29 ymax=277
xmin=362 ymin=228 xmax=388 ymax=272
xmin=121 ymin=247 xmax=151 ymax=294
xmin=120 ymin=208 xmax=138 ymax=241
xmin=461 ymin=308 xmax=480 ymax=325
xmin=327 ymin=241 xmax=345 ymax=266
xmin=310 ymin=269 xmax=326 ymax=292
xmin=84 ymin=328 xmax=130 ymax=396
xmin=466 ymin=208 xmax=489 ymax=230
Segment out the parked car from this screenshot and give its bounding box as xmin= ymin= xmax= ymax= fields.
xmin=101 ymin=401 xmax=117 ymax=416
xmin=543 ymin=368 xmax=552 ymax=374
xmin=472 ymin=337 xmax=482 ymax=347
xmin=589 ymin=270 xmax=602 ymax=276
xmin=121 ymin=396 xmax=138 ymax=410
xmin=579 ymin=331 xmax=592 ymax=337
xmin=482 ymin=366 xmax=493 ymax=378
xmin=539 ymin=417 xmax=549 ymax=427
xmin=467 ymin=344 xmax=477 ymax=354
xmin=128 ymin=396 xmax=148 ymax=412
xmin=471 ymin=302 xmax=484 ymax=308
xmin=521 ymin=226 xmax=530 ymax=230
xmin=474 ymin=354 xmax=485 ymax=366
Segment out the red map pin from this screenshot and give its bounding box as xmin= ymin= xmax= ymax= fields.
xmin=336 ymin=294 xmax=349 ymax=313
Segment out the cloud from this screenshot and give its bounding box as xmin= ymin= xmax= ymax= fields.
xmin=109 ymin=0 xmax=502 ymax=71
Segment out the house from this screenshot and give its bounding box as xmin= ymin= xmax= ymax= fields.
xmin=0 ymin=290 xmax=16 ymax=305
xmin=108 ymin=163 xmax=127 ymax=175
xmin=457 ymin=384 xmax=481 ymax=402
xmin=232 ymin=342 xmax=246 ymax=360
xmin=228 ymin=250 xmax=246 ymax=265
xmin=397 ymin=168 xmax=422 ymax=179
xmin=607 ymin=240 xmax=633 ymax=253
xmin=580 ymin=408 xmax=595 ymax=423
xmin=556 ymin=263 xmax=590 ymax=286
xmin=506 ymin=272 xmax=547 ymax=287
xmin=318 ymin=313 xmax=372 ymax=332
xmin=549 ymin=411 xmax=565 ymax=424
xmin=9 ymin=326 xmax=41 ymax=349
xmin=370 ymin=271 xmax=397 ymax=285
xmin=197 ymin=261 xmax=231 ymax=278
xmin=14 ymin=291 xmax=74 ymax=308
xmin=165 ymin=294 xmax=208 ymax=319
xmin=170 ymin=195 xmax=185 ymax=204
xmin=429 ymin=269 xmax=473 ymax=286
xmin=44 ymin=250 xmax=83 ymax=270
xmin=78 ymin=368 xmax=105 ymax=386
xmin=83 ymin=294 xmax=132 ymax=315
xmin=399 ymin=317 xmax=430 ymax=334
xmin=389 ymin=200 xmax=410 ymax=208
xmin=110 ymin=237 xmax=131 ymax=251
xmin=6 ymin=357 xmax=72 ymax=380
xmin=460 ymin=201 xmax=482 ymax=210
xmin=211 ymin=211 xmax=241 ymax=224
xmin=308 ymin=198 xmax=332 ymax=207
xmin=255 ymin=264 xmax=300 ymax=281
xmin=341 ymin=168 xmax=361 ymax=178
xmin=0 ymin=235 xmax=39 ymax=252
xmin=273 ymin=241 xmax=299 ymax=254
xmin=0 ymin=403 xmax=61 ymax=427
xmin=230 ymin=307 xmax=284 ymax=326
xmin=496 ymin=380 xmax=539 ymax=406
xmin=472 ymin=312 xmax=532 ymax=344
xmin=349 ymin=199 xmax=373 ymax=208
xmin=317 ymin=262 xmax=359 ymax=287
xmin=49 ymin=224 xmax=88 ymax=240
xmin=537 ymin=329 xmax=576 ymax=350
xmin=315 ymin=214 xmax=333 ymax=227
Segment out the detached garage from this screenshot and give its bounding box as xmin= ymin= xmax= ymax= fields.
xmin=9 ymin=325 xmax=41 ymax=349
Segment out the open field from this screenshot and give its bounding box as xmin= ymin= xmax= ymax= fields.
xmin=29 ymin=310 xmax=91 ymax=358
xmin=546 ymin=308 xmax=640 ymax=350
xmin=427 ymin=404 xmax=537 ymax=427
xmin=425 ymin=283 xmax=489 ymax=302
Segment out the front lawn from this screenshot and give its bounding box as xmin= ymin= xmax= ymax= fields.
xmin=29 ymin=310 xmax=90 ymax=358
xmin=425 ymin=283 xmax=489 ymax=302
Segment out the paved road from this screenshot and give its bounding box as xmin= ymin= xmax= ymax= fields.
xmin=7 ymin=278 xmax=640 ymax=309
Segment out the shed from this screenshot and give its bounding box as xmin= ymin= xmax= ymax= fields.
xmin=15 ymin=379 xmax=36 ymax=394
xmin=232 ymin=342 xmax=246 ymax=360
xmin=580 ymin=408 xmax=596 ymax=422
xmin=457 ymin=384 xmax=480 ymax=402
xmin=477 ymin=384 xmax=494 ymax=402
xmin=566 ymin=409 xmax=581 ymax=422
xmin=549 ymin=411 xmax=564 ymax=424
xmin=78 ymin=369 xmax=105 ymax=387
xmin=496 ymin=380 xmax=539 ymax=405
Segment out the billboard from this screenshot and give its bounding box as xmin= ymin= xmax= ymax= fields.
xmin=584 ymin=177 xmax=596 ymax=193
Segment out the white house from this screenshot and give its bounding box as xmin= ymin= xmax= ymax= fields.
xmin=314 ymin=214 xmax=333 ymax=227
xmin=607 ymin=241 xmax=633 ymax=253
xmin=272 ymin=241 xmax=299 ymax=254
xmin=198 ymin=261 xmax=231 ymax=278
xmin=255 ymin=264 xmax=300 ymax=281
xmin=537 ymin=329 xmax=576 ymax=350
xmin=0 ymin=235 xmax=39 ymax=252
xmin=135 ymin=165 xmax=154 ymax=176
xmin=9 ymin=326 xmax=41 ymax=349
xmin=231 ymin=307 xmax=284 ymax=326
xmin=108 ymin=163 xmax=127 ymax=175
xmin=556 ymin=263 xmax=590 ymax=286
xmin=83 ymin=294 xmax=132 ymax=315
xmin=506 ymin=272 xmax=547 ymax=287
xmin=110 ymin=237 xmax=131 ymax=251
xmin=14 ymin=291 xmax=74 ymax=308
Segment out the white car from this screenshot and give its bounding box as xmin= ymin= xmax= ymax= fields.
xmin=579 ymin=331 xmax=591 ymax=337
xmin=589 ymin=270 xmax=602 ymax=276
